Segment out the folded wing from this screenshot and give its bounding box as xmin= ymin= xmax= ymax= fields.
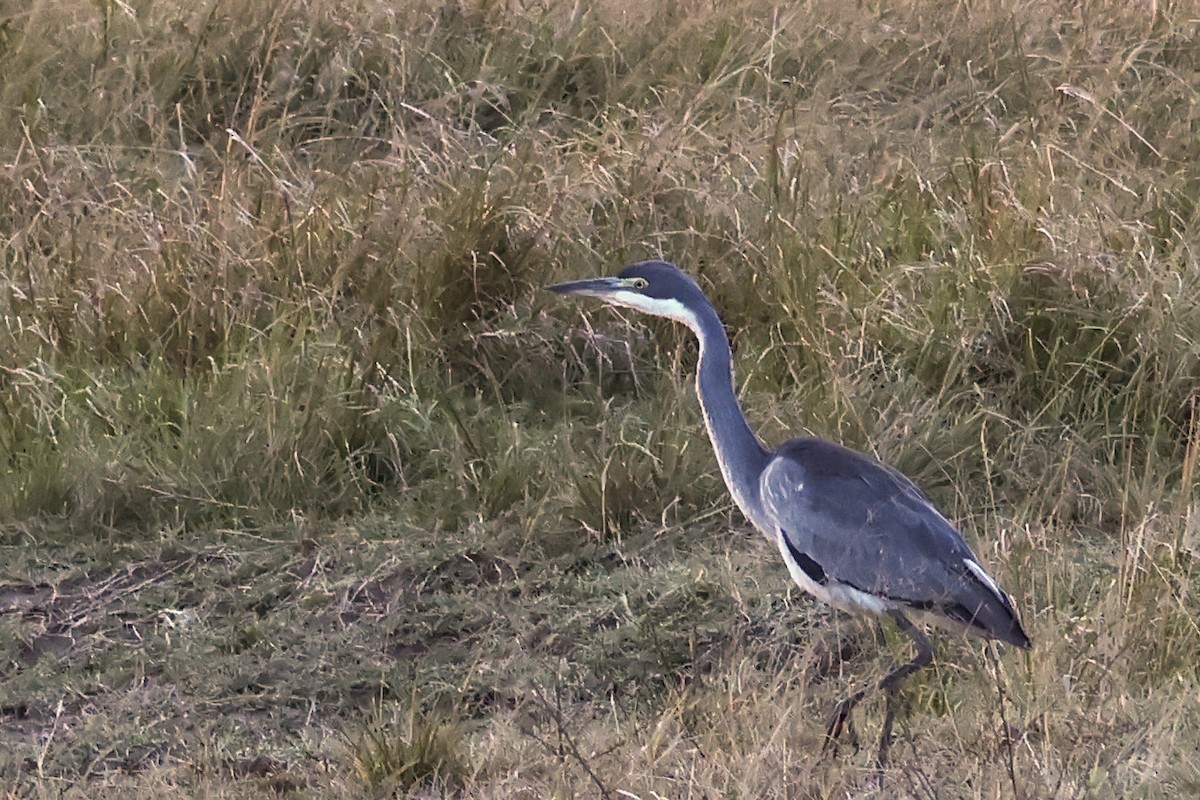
xmin=761 ymin=437 xmax=1030 ymax=648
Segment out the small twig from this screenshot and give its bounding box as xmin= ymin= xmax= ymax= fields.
xmin=61 ymin=555 xmax=195 ymax=630
xmin=1044 ymin=143 xmax=1138 ymax=198
xmin=36 ymin=697 xmax=64 ymax=777
xmin=1057 ymin=84 xmax=1163 ymax=159
xmin=529 ymin=679 xmax=614 ymax=800
xmin=986 ymin=643 xmax=1020 ymax=800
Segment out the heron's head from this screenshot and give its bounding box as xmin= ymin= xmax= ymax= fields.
xmin=546 ymin=260 xmax=711 ymax=328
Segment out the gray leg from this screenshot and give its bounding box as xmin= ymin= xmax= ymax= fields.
xmin=823 ymin=686 xmax=866 ymax=754
xmin=822 ymin=610 xmax=934 ymax=769
xmin=875 ymin=611 xmax=933 ymax=768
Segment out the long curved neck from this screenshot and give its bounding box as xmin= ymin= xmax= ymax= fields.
xmin=687 ymin=304 xmax=771 ymax=531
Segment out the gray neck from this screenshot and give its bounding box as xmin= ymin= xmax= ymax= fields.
xmin=689 ymin=305 xmax=771 ymax=531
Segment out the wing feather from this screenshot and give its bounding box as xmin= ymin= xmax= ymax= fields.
xmin=761 ymin=437 xmax=1029 ymax=646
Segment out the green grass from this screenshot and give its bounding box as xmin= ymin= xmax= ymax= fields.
xmin=2 ymin=0 xmax=1199 ymax=796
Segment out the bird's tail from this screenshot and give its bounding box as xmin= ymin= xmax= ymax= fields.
xmin=954 ymin=558 xmax=1032 ymax=649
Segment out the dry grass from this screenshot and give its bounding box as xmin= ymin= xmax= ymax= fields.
xmin=2 ymin=0 xmax=1199 ymax=796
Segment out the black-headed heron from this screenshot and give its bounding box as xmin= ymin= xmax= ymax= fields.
xmin=548 ymin=260 xmax=1030 ymax=768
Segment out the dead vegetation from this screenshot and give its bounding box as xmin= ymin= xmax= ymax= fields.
xmin=2 ymin=0 xmax=1199 ymax=796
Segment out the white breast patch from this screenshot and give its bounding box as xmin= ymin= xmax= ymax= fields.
xmin=774 ymin=529 xmax=892 ymax=616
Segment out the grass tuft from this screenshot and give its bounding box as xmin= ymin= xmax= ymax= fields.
xmin=347 ymin=701 xmax=468 ymax=795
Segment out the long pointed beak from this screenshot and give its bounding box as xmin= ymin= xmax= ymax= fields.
xmin=544 ymin=276 xmax=624 ymax=298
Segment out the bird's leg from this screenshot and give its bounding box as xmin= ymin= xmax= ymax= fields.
xmin=874 ymin=611 xmax=934 ymax=770
xmin=822 ymin=611 xmax=934 ymax=764
xmin=821 ymin=624 xmax=873 ymax=755
xmin=822 ymin=686 xmax=865 ymax=755
xmin=877 ymin=686 xmax=901 ymax=768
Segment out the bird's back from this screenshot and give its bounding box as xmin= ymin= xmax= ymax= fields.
xmin=760 ymin=437 xmax=1031 ymax=648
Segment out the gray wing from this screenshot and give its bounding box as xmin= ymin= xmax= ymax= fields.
xmin=760 ymin=437 xmax=1028 ymax=646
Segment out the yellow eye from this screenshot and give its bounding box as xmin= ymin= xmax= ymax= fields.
xmin=630 ymin=277 xmax=649 ymax=289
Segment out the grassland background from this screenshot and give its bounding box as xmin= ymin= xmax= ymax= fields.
xmin=1 ymin=0 xmax=1199 ymax=797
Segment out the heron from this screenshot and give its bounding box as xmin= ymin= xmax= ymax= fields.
xmin=547 ymin=260 xmax=1031 ymax=768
